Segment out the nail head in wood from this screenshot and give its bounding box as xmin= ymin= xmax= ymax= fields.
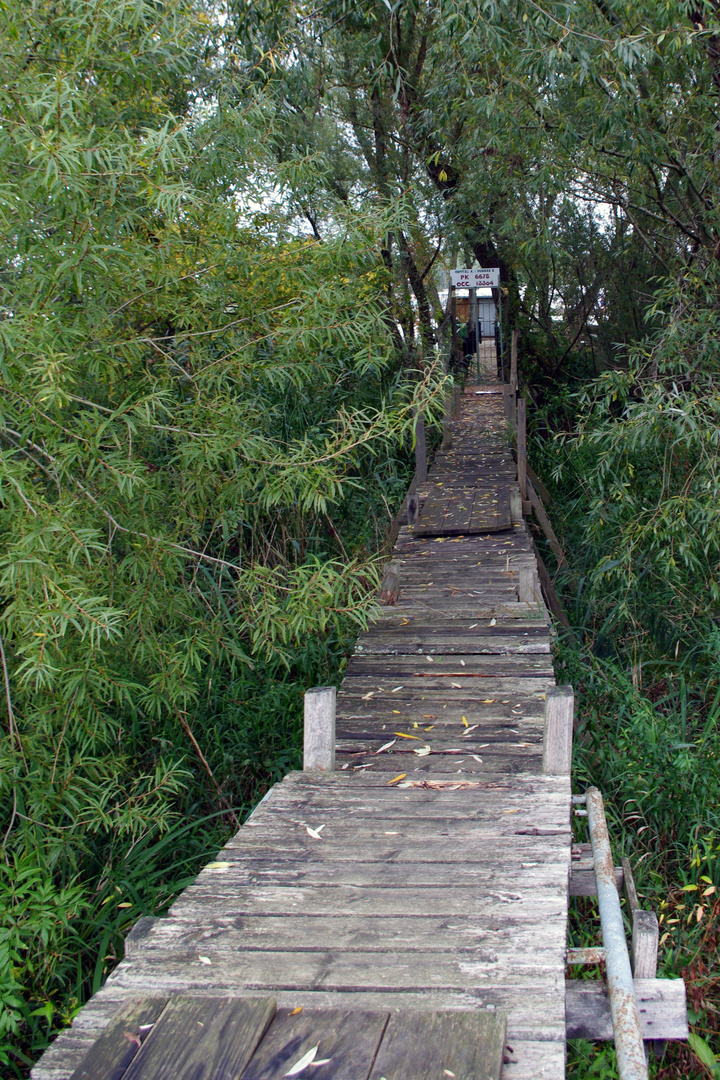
xmin=543 ymin=685 xmax=574 ymax=775
xmin=303 ymin=686 xmax=336 ymax=772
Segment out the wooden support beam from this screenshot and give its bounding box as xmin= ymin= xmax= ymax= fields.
xmin=543 ymin=685 xmax=574 ymax=776
xmin=510 ymin=328 xmax=518 ymax=392
xmin=526 ymin=478 xmax=567 ymax=568
xmin=526 ymin=463 xmax=552 ymax=506
xmin=529 ymin=537 xmax=571 ymax=630
xmin=303 ymin=686 xmax=336 ymax=772
xmin=450 ymin=288 xmax=459 ymax=370
xmin=414 ymin=413 xmax=427 ymax=484
xmin=452 ymin=385 xmax=461 ymax=420
xmin=517 ymin=397 xmax=527 ymax=500
xmin=566 ymin=979 xmax=688 ymax=1042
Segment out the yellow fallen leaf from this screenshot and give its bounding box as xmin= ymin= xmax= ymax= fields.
xmin=290 ymin=1006 xmax=303 ymax=1015
xmin=424 ymin=726 xmax=434 ymax=731
xmin=461 ymin=715 xmax=468 ymax=726
xmin=205 ymin=861 xmax=232 ymax=870
xmin=392 ymin=710 xmax=401 ymax=714
xmin=503 ymin=809 xmax=520 ymax=814
xmin=387 ymin=773 xmax=407 ymax=785
xmin=394 ymin=732 xmax=422 ymax=739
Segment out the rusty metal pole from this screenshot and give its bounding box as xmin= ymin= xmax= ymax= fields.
xmin=586 ymin=787 xmax=649 ymax=1080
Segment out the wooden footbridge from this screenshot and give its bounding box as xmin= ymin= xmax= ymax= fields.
xmin=34 ymin=349 xmax=687 ymax=1080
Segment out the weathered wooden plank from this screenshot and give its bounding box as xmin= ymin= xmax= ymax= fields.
xmin=565 ymin=978 xmax=687 ymax=1041
xmin=167 ymin=885 xmax=568 ymax=922
xmin=60 ymin=984 xmax=569 ymax=1042
xmin=124 ymin=915 xmax=568 ymax=955
xmin=241 ymin=1007 xmax=388 ymax=1080
xmin=98 ymin=954 xmax=568 ymax=998
xmin=344 ymin=654 xmax=555 ymax=676
xmin=368 ymin=1009 xmax=506 ymax=1080
xmin=69 ymin=998 xmax=168 ymax=1080
xmin=123 ymin=996 xmax=276 ymax=1080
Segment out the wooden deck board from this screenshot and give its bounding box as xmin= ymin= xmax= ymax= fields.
xmin=31 ymin=382 xmax=570 ymax=1080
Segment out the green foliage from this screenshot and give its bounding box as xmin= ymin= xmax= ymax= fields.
xmin=0 ymin=0 xmax=446 ymax=1070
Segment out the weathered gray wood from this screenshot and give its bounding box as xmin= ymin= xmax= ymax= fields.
xmin=566 ymin=978 xmax=687 ymax=1041
xmin=303 ymin=687 xmax=336 ymax=772
xmin=621 ymin=856 xmax=640 ymax=913
xmin=123 ymin=996 xmax=276 ymax=1080
xmin=124 ymin=916 xmax=159 ymax=958
xmin=569 ymin=867 xmax=624 ymax=896
xmin=510 ymin=328 xmax=519 ymax=392
xmin=510 ymin=488 xmax=522 ymax=524
xmin=517 ymin=566 xmax=541 ymax=604
xmin=543 ymin=686 xmax=574 ymax=776
xmin=526 ymin=479 xmax=567 ymax=569
xmin=415 ymin=413 xmax=427 ymax=484
xmin=632 ymin=911 xmax=659 ymax=980
xmin=379 ymin=560 xmax=401 ymax=603
xmin=530 ymin=537 xmax=571 ymax=630
xmin=526 ymin=465 xmax=551 ymax=507
xmin=69 ymin=998 xmax=168 ymax=1080
xmin=517 ymin=396 xmax=527 ymax=501
xmin=368 ymin=1008 xmax=506 ymax=1080
xmin=242 ymin=1007 xmax=388 ymax=1080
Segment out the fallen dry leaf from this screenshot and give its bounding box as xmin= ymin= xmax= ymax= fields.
xmin=387 ymin=773 xmax=407 ymax=785
xmin=285 ymin=1044 xmax=319 ymax=1076
xmin=291 ymin=1006 xmax=303 ymax=1015
xmin=305 ymin=824 xmax=326 ymax=839
xmin=375 ymin=739 xmax=396 ymax=754
xmin=394 ymin=732 xmax=421 ymax=739
xmin=413 ymin=746 xmax=432 ymax=756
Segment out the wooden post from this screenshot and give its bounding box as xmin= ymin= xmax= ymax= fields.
xmin=622 ymin=857 xmax=659 ymax=980
xmin=452 ymin=385 xmax=461 ymax=419
xmin=442 ymin=393 xmax=452 ymax=450
xmin=510 ymin=328 xmax=519 ymax=391
xmin=510 ymin=488 xmax=522 ymax=524
xmin=450 ymin=287 xmax=459 ymax=369
xmin=517 ymin=396 xmax=527 ymax=500
xmin=303 ymin=686 xmax=336 ymax=772
xmin=380 ymin=560 xmax=400 ymax=601
xmin=406 ymin=487 xmax=418 ymax=526
xmin=518 ymin=565 xmax=540 ymax=602
xmin=415 ymin=412 xmax=427 ymax=484
xmin=631 ymin=910 xmax=659 ymax=979
xmin=543 ymin=685 xmax=574 ymax=775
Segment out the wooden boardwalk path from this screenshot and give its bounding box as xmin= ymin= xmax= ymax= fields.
xmin=33 ymin=380 xmax=571 ymax=1079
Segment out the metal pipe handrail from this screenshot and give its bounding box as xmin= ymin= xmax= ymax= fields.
xmin=586 ymin=787 xmax=648 ymax=1080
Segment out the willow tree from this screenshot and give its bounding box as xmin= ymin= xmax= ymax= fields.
xmin=0 ymin=0 xmax=446 ymax=1065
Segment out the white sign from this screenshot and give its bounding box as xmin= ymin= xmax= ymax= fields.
xmin=450 ymin=267 xmax=500 ymax=288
